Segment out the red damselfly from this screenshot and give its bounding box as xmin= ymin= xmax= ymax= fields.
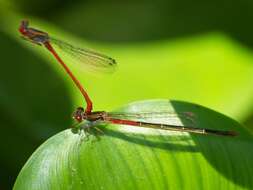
xmin=72 ymin=107 xmax=236 ymax=136
xmin=19 ymin=20 xmax=116 ymax=114
xmin=19 ymin=20 xmax=237 ymax=137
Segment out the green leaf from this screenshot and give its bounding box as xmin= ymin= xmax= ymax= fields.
xmin=14 ymin=100 xmax=253 ymax=190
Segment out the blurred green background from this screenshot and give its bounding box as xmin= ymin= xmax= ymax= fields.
xmin=1 ymin=0 xmax=253 ymax=189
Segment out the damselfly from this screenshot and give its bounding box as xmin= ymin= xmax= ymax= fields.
xmin=19 ymin=20 xmax=116 ymax=113
xmin=19 ymin=20 xmax=237 ymax=137
xmin=72 ymin=107 xmax=236 ymax=136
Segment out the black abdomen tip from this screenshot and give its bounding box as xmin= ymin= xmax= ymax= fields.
xmin=109 ymin=57 xmax=117 ymax=65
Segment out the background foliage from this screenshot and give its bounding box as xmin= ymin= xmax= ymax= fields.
xmin=0 ymin=0 xmax=253 ymax=189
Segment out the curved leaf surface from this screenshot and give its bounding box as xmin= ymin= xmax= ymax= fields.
xmin=14 ymin=100 xmax=253 ymax=190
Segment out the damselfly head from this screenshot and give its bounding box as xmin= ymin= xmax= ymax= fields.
xmin=19 ymin=20 xmax=29 ymax=35
xmin=73 ymin=107 xmax=85 ymax=122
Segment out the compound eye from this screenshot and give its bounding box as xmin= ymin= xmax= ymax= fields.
xmin=73 ymin=107 xmax=84 ymax=122
xmin=76 ymin=115 xmax=82 ymax=122
xmin=73 ymin=114 xmax=82 ymax=122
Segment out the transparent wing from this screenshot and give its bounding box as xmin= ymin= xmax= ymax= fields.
xmin=107 ymin=111 xmax=196 ymax=127
xmin=50 ymin=37 xmax=117 ymax=73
